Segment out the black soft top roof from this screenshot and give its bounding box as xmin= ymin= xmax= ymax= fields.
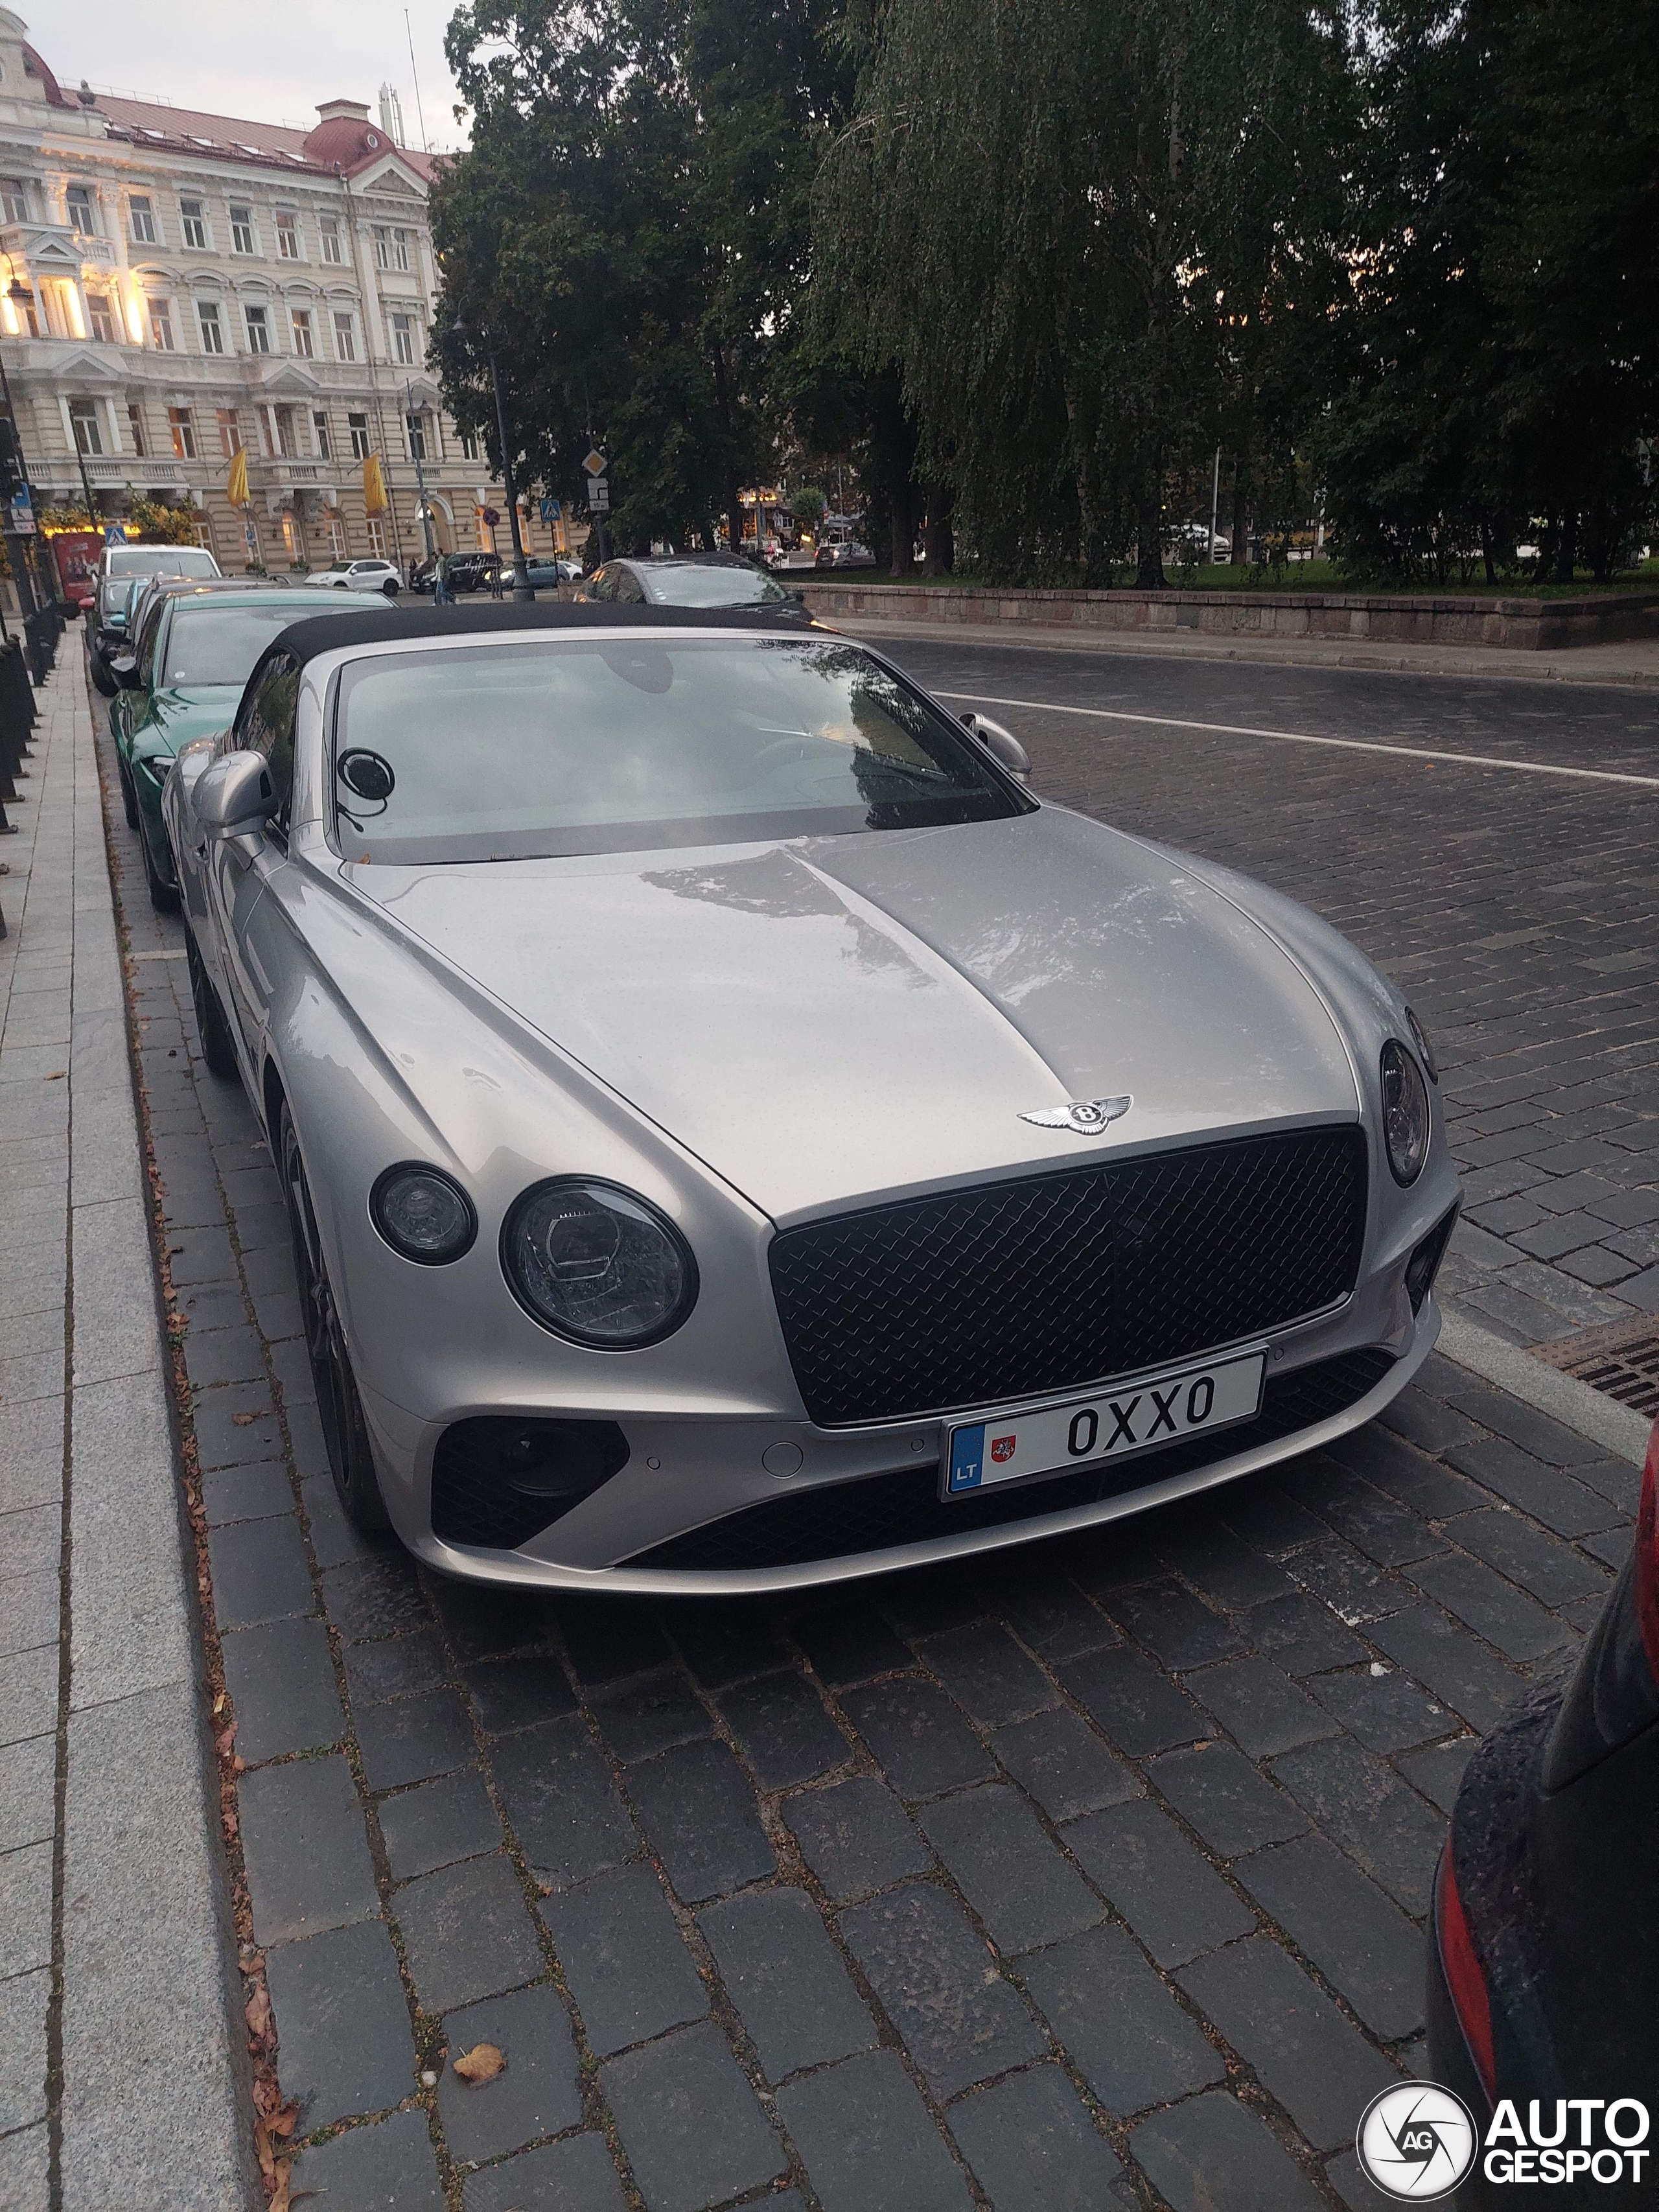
xmin=267 ymin=599 xmax=814 ymax=671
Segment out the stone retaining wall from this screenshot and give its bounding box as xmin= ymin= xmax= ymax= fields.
xmin=795 ymin=579 xmax=1659 ymax=651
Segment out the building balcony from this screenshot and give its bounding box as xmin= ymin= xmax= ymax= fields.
xmin=0 ymin=220 xmax=115 ymax=271
xmin=32 ymin=452 xmax=187 ymax=489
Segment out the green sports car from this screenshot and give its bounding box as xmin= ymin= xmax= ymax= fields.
xmin=112 ymin=588 xmax=366 ymax=909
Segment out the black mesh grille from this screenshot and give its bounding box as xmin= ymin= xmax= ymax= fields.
xmin=769 ymin=1126 xmax=1369 ymax=1427
xmin=629 ymin=1347 xmax=1394 ymax=1574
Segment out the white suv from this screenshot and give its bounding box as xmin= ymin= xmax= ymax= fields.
xmin=307 ymin=559 xmax=402 ymax=594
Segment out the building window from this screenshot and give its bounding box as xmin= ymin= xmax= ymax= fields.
xmin=229 ymin=203 xmax=255 ymax=254
xmin=391 ymin=312 xmax=417 ymax=366
xmin=289 ymin=307 xmax=314 ymax=358
xmin=127 ymin=404 xmax=147 ymax=458
xmin=268 ymin=405 xmax=297 ymax=459
xmin=180 ymin=196 xmax=208 ymax=249
xmin=0 ymin=178 xmax=27 ymax=223
xmin=280 ymin=511 xmax=304 ymax=563
xmin=67 ymin=182 xmax=97 ymax=233
xmin=87 ymin=291 xmax=115 ymax=343
xmin=327 ymin=513 xmax=347 ymax=559
xmin=275 ymin=208 xmax=300 ymax=259
xmin=217 ymin=408 xmax=243 ymax=459
xmin=405 ymin=412 xmax=426 ymax=461
xmin=366 ymin=515 xmax=388 ymax=557
xmin=194 ymin=516 xmax=215 ymax=553
xmin=128 ymin=192 xmax=157 ymax=244
xmin=319 ymin=214 xmax=343 ymax=265
xmin=69 ymin=399 xmax=103 ymax=456
xmin=197 ymin=300 xmax=224 ymax=355
xmin=148 ymin=299 xmax=176 ymax=351
xmin=348 ymin=412 xmax=371 ymax=461
xmin=373 ymin=225 xmax=410 ymax=272
xmin=332 ymin=310 xmax=356 ymax=362
xmin=244 ymin=304 xmax=270 ymax=355
xmin=312 ymin=410 xmax=331 ymax=461
xmin=168 ymin=406 xmax=197 ymax=461
xmin=459 ymin=430 xmax=480 ymax=462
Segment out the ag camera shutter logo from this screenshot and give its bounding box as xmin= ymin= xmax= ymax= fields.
xmin=1356 ymin=2084 xmax=1478 ymax=2200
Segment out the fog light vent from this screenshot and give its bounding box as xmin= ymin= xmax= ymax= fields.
xmin=1406 ymin=1204 xmax=1459 ymax=1314
xmin=431 ymin=1417 xmax=629 ymax=1550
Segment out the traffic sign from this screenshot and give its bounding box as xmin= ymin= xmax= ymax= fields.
xmin=586 ymin=478 xmax=610 ymax=513
xmin=539 ymin=496 xmax=562 ymax=522
xmin=10 ymin=489 xmax=36 ymax=535
xmin=104 ymin=524 xmax=126 ymax=546
xmin=583 ymin=449 xmax=607 ymax=477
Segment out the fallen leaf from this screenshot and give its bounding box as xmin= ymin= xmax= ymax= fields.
xmin=452 ymin=2042 xmax=505 ymax=2085
xmin=213 ymin=1692 xmax=227 ymax=1717
xmin=43 ymin=1071 xmax=65 ymax=1081
xmin=245 ymin=1986 xmax=273 ymax=2043
xmin=232 ymin=1410 xmax=272 ymax=1427
xmin=215 ymin=1725 xmax=238 ymax=1763
xmin=267 ymin=2103 xmax=299 ymax=2141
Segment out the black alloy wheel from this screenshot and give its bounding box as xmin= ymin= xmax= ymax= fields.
xmin=184 ymin=925 xmax=240 ymax=1080
xmin=89 ymin=647 xmax=119 ymax=698
xmin=116 ymin=749 xmax=139 ymax=829
xmin=280 ymin=1104 xmax=391 ymax=1532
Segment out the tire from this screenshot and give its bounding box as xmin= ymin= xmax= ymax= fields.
xmin=184 ymin=926 xmax=240 ymax=1080
xmin=89 ymin=649 xmax=119 ymax=699
xmin=140 ymin=817 xmax=181 ymax=913
xmin=279 ymin=1103 xmax=391 ymax=1533
xmin=116 ymin=749 xmax=139 ymax=830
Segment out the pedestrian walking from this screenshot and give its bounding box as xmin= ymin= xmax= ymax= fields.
xmin=433 ymin=549 xmax=454 ymax=605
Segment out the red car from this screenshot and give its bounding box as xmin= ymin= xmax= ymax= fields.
xmin=1428 ymin=1414 xmax=1658 ymax=2198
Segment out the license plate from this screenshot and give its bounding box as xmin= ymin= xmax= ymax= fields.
xmin=944 ymin=1349 xmax=1267 ymax=1498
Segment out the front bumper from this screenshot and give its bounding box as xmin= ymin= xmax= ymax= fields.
xmin=365 ymin=1286 xmax=1441 ymax=1596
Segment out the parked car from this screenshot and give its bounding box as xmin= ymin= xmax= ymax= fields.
xmin=410 ymin=551 xmax=504 ymax=596
xmin=527 ymin=557 xmax=582 ymax=587
xmin=576 ymin=555 xmax=813 ymax=622
xmin=1427 ymin=1412 xmax=1659 ymax=2193
xmin=306 ymin=558 xmax=402 ymax=595
xmin=89 ymin=542 xmax=221 ymax=693
xmin=113 ymin=586 xmax=362 ymax=911
xmin=164 ymin=600 xmax=1457 ymax=1587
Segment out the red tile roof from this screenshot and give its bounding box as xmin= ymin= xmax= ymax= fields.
xmin=68 ymin=86 xmax=438 ymax=181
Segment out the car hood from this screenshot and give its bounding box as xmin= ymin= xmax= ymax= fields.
xmin=129 ymin=685 xmax=240 ymax=763
xmin=347 ymin=806 xmax=1358 ymax=1224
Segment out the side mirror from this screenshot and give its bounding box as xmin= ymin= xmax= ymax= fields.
xmin=192 ymin=750 xmax=273 ymax=837
xmin=960 ymin=711 xmax=1031 ymax=784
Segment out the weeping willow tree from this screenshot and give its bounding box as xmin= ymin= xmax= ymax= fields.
xmin=812 ymin=0 xmax=1351 ymax=584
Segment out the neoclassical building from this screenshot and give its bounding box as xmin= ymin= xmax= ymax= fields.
xmin=0 ymin=11 xmax=559 ymax=571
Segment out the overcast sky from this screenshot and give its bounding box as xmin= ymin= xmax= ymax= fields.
xmin=34 ymin=1 xmax=474 ymax=151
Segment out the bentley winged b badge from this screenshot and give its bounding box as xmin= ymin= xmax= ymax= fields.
xmin=1020 ymin=1096 xmax=1131 ymax=1135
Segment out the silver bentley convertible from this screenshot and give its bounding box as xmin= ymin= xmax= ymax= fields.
xmin=164 ymin=604 xmax=1460 ymax=1594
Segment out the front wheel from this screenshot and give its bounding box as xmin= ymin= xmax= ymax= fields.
xmin=184 ymin=926 xmax=240 ymax=1080
xmin=116 ymin=750 xmax=139 ymax=829
xmin=89 ymin=650 xmax=119 ymax=699
xmin=140 ymin=817 xmax=180 ymax=912
xmin=280 ymin=1104 xmax=390 ymax=1533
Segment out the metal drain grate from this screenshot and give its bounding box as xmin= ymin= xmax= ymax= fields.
xmin=1538 ymin=1317 xmax=1659 ymax=1419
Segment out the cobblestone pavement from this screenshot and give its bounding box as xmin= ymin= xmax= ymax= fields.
xmin=92 ymin=640 xmax=1652 ymax=2212
xmin=878 ymin=638 xmax=1659 ymax=1351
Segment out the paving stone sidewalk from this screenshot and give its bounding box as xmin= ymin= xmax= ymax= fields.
xmin=96 ymin=658 xmax=1647 ymax=2210
xmin=0 ymin=652 xmax=248 ymax=2209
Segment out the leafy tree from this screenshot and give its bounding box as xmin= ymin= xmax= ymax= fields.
xmin=813 ymin=0 xmax=1351 ymax=586
xmin=432 ymin=0 xmax=848 ymax=556
xmin=1323 ymin=0 xmax=1659 ymax=583
xmin=786 ymin=482 xmax=828 ymax=528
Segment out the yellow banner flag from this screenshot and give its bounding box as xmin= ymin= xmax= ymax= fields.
xmin=226 ymin=446 xmax=248 ymax=506
xmin=363 ymin=452 xmax=388 ymax=515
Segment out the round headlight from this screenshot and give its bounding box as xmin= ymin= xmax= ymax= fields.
xmin=1380 ymin=1041 xmax=1431 ymax=1185
xmin=370 ymin=1163 xmax=477 ymax=1264
xmin=502 ymin=1178 xmax=697 ymax=1348
xmin=1405 ymin=1005 xmax=1439 ymax=1084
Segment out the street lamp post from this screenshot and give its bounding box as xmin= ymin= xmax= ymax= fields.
xmin=454 ymin=316 xmax=533 ymax=601
xmin=404 ymin=378 xmax=436 ymax=569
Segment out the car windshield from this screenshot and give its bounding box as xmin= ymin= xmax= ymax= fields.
xmin=108 ymin=548 xmax=218 ymax=579
xmin=163 ymin=601 xmax=356 ymax=688
xmin=638 ymin=563 xmax=790 ymax=609
xmin=330 ymin=636 xmax=1028 ymax=863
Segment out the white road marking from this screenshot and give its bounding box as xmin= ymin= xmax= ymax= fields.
xmin=936 ymin=692 xmax=1659 ymax=789
xmin=130 ymin=948 xmax=187 ymax=961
